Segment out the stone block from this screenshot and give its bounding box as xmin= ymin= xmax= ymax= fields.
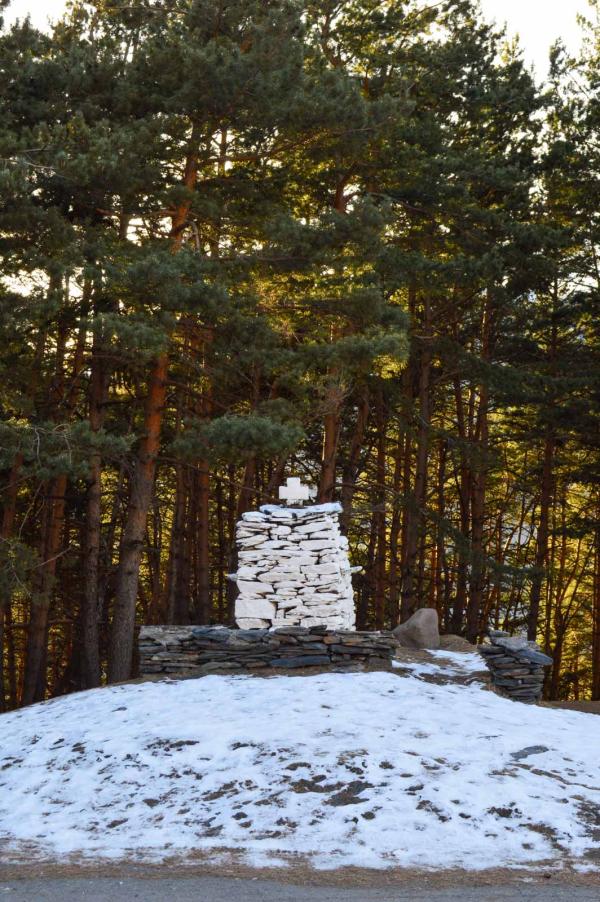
xmin=236 ymin=566 xmax=261 ymax=579
xmin=238 ymin=534 xmax=269 ymax=547
xmin=305 ymin=593 xmax=340 ymax=602
xmin=276 ymin=598 xmax=303 ymax=610
xmin=236 ymin=580 xmax=274 ymax=595
xmin=236 ymin=526 xmax=270 ymax=539
xmin=241 ymin=511 xmax=268 ymax=522
xmin=235 ymin=597 xmax=277 ymax=619
xmin=299 ymin=540 xmax=336 ymax=552
xmin=298 ymin=605 xmax=336 ymax=617
xmin=271 ymin=655 xmax=329 ymax=668
xmin=272 ymin=626 xmax=309 ymax=635
xmin=293 ymin=519 xmax=331 ymax=535
xmin=303 ymin=563 xmax=339 ymax=575
xmin=514 ymin=647 xmax=553 ymax=666
xmin=258 ymin=570 xmax=291 ymax=583
xmin=234 ymin=618 xmax=271 ymax=629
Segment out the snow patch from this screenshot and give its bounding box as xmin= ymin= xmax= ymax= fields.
xmin=391 ymin=650 xmax=487 ymax=681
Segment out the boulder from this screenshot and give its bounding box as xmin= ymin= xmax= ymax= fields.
xmin=393 ymin=608 xmax=440 ymax=649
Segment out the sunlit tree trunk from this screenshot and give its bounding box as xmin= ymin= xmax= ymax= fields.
xmin=527 ymin=433 xmax=555 ymax=643
xmin=108 ymin=126 xmax=200 ymax=681
xmin=401 ymin=294 xmax=431 ymax=619
xmin=108 ymin=352 xmax=169 ymax=681
xmin=373 ymin=387 xmax=387 ymax=628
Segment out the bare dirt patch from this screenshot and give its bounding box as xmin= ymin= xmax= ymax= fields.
xmin=1 ymin=853 xmax=600 ymax=889
xmin=544 ymin=701 xmax=600 ymax=716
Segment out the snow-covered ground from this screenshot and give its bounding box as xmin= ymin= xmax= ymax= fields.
xmin=1 ymin=669 xmax=599 ymax=871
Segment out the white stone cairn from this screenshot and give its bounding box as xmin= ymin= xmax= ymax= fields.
xmin=233 ymin=490 xmax=356 ymax=630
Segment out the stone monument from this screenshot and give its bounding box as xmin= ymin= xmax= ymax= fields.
xmin=231 ymin=477 xmax=357 ymax=630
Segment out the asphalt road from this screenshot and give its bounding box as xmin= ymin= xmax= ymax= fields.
xmin=1 ymin=878 xmax=599 ymax=901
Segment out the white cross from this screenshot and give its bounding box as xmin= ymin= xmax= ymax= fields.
xmin=278 ymin=476 xmax=310 ymax=505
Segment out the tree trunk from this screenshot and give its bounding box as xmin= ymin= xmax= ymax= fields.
xmin=0 ymin=455 xmax=23 ymax=711
xmin=388 ymin=433 xmax=405 ymax=627
xmin=466 ymin=294 xmax=492 ymax=642
xmin=108 ymin=353 xmax=169 ymax=682
xmin=0 ymin=325 xmax=47 ymax=708
xmin=434 ymin=439 xmax=448 ymax=627
xmin=194 ymin=349 xmax=212 ymax=624
xmin=81 ymin=305 xmax=110 ymax=688
xmin=339 ymin=387 xmax=370 ymax=532
xmin=195 ymin=458 xmax=211 ymax=623
xmin=21 ymin=474 xmax=68 ymax=704
xmin=318 ymin=383 xmax=343 ymax=503
xmin=400 ymin=295 xmax=432 ymax=619
xmin=358 ymin=510 xmax=378 ymax=629
xmin=373 ymin=388 xmax=387 ymax=628
xmin=466 ymin=407 xmax=488 ymax=642
xmin=108 ymin=125 xmax=200 ymax=681
xmin=22 ymin=304 xmax=87 ymax=705
xmin=549 ymin=632 xmax=563 ymax=700
xmin=81 ymin=455 xmax=104 ymax=686
xmin=237 ymin=457 xmax=257 ymax=518
xmin=167 ymin=463 xmax=189 ymax=624
xmin=592 ymin=516 xmax=600 ymax=701
xmin=527 ymin=433 xmax=555 ymax=641
xmin=317 ymin=176 xmax=351 ymax=504
xmin=215 ymin=477 xmax=227 ymax=621
xmin=450 ymin=377 xmax=472 ymax=635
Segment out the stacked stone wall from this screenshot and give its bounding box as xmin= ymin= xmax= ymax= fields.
xmin=479 ymin=631 xmax=552 ymax=703
xmin=138 ymin=625 xmax=397 ymax=676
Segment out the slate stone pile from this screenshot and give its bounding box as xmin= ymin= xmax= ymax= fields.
xmin=233 ymin=502 xmax=356 ymax=630
xmin=479 ymin=630 xmax=553 ymax=703
xmin=138 ymin=625 xmax=398 ymax=676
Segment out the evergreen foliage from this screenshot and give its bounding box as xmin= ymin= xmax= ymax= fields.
xmin=0 ymin=0 xmax=598 ymax=706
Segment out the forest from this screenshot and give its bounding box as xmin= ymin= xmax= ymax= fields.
xmin=0 ymin=0 xmax=598 ymax=709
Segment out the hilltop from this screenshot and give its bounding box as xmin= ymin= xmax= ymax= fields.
xmin=1 ymin=656 xmax=599 ymax=873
